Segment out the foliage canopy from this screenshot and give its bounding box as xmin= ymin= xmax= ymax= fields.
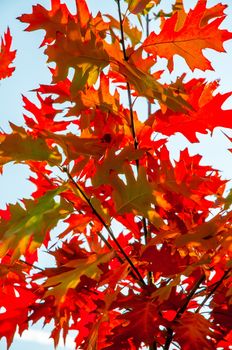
xmin=0 ymin=0 xmax=232 ymax=349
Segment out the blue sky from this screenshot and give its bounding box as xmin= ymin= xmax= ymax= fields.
xmin=0 ymin=0 xmax=232 ymax=349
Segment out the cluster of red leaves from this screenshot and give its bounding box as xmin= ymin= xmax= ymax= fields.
xmin=0 ymin=0 xmax=232 ymax=349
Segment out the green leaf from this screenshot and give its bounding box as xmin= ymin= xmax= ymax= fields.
xmin=43 ymin=251 xmax=114 ymax=303
xmin=225 ymin=189 xmax=232 ymax=210
xmin=0 ymin=125 xmax=61 ymax=167
xmin=92 ymin=146 xmax=144 ymax=187
xmin=125 ymin=0 xmax=155 ymax=14
xmin=0 ymin=188 xmax=72 ymax=260
xmin=105 ymin=15 xmax=142 ymax=46
xmin=110 ymin=164 xmax=166 ymax=228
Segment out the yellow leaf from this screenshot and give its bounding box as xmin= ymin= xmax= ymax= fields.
xmin=111 ymin=164 xmax=166 ymax=228
xmin=0 ymin=188 xmax=72 ymax=261
xmin=44 ymin=251 xmax=114 ymax=304
xmin=0 ymin=125 xmax=61 ymax=166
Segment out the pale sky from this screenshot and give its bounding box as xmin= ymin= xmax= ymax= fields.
xmin=0 ymin=0 xmax=232 ymax=349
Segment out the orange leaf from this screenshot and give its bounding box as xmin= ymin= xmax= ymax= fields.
xmin=143 ymin=1 xmax=232 ymax=71
xmin=75 ymin=0 xmax=90 ymax=28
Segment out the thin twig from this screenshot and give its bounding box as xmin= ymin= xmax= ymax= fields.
xmin=6 ymin=252 xmax=44 ymax=272
xmin=116 ymin=0 xmax=151 ymax=289
xmin=64 ymin=168 xmax=146 ymax=286
xmin=116 ymin=0 xmax=128 ymax=61
xmin=177 ymin=274 xmax=206 ymax=318
xmin=146 ymin=13 xmax=152 ymax=118
xmin=143 ymin=217 xmax=152 ymax=287
xmin=144 ymin=12 xmax=153 ymax=289
xmin=195 ymin=269 xmax=231 ymax=314
xmin=116 ymin=0 xmax=138 ymax=154
xmin=164 ymin=274 xmax=205 ymax=350
xmin=19 ymin=258 xmax=44 ymax=271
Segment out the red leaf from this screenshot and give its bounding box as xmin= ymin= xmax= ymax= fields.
xmin=0 ymin=285 xmax=36 ymax=348
xmin=141 ymin=243 xmax=189 ymax=280
xmin=174 ymin=312 xmax=218 ymax=350
xmin=149 ymin=79 xmax=232 ymax=142
xmin=0 ymin=28 xmax=16 ymax=80
xmin=106 ymin=295 xmax=164 ymax=348
xmin=18 ymin=0 xmax=71 ymax=46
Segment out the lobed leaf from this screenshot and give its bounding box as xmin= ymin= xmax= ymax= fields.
xmin=0 ymin=28 xmax=16 ymax=80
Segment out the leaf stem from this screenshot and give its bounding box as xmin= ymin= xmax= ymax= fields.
xmin=64 ymin=168 xmax=146 ymax=286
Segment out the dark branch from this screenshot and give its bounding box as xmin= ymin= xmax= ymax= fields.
xmin=64 ymin=168 xmax=146 ymax=286
xmin=146 ymin=13 xmax=152 ymax=118
xmin=164 ymin=273 xmax=205 ymax=350
xmin=6 ymin=253 xmax=44 ymax=272
xmin=116 ymin=0 xmax=138 ymax=153
xmin=116 ymin=0 xmax=152 ymax=290
xmin=195 ymin=268 xmax=231 ymax=313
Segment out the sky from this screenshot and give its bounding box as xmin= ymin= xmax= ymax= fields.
xmin=0 ymin=0 xmax=232 ymax=349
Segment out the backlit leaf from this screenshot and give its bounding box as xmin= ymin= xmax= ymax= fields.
xmin=174 ymin=312 xmax=217 ymax=349
xmin=0 ymin=188 xmax=72 ymax=260
xmin=0 ymin=124 xmax=62 ymax=167
xmin=143 ymin=1 xmax=232 ymax=71
xmin=0 ymin=28 xmax=16 ymax=80
xmin=43 ymin=251 xmax=114 ymax=303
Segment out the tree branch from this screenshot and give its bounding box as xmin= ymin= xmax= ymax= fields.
xmin=164 ymin=273 xmax=205 ymax=350
xmin=116 ymin=0 xmax=152 ymax=288
xmin=116 ymin=0 xmax=138 ymax=152
xmin=195 ymin=268 xmax=231 ymax=314
xmin=19 ymin=258 xmax=44 ymax=271
xmin=6 ymin=252 xmax=44 ymax=272
xmin=144 ymin=12 xmax=153 ymax=289
xmin=64 ymin=168 xmax=146 ymax=286
xmin=146 ymin=13 xmax=151 ymax=118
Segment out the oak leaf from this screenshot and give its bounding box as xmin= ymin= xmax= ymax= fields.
xmin=0 ymin=124 xmax=62 ymax=167
xmin=0 ymin=285 xmax=36 ymax=349
xmin=141 ymin=243 xmax=189 ymax=279
xmin=0 ymin=28 xmax=16 ymax=80
xmin=106 ymin=295 xmax=163 ymax=349
xmin=143 ymin=0 xmax=232 ymax=71
xmin=18 ymin=0 xmax=70 ymax=46
xmin=0 ymin=188 xmax=72 ymax=260
xmin=174 ymin=312 xmax=217 ymax=349
xmin=23 ymin=94 xmax=69 ymax=133
xmin=43 ymin=251 xmax=114 ymax=303
xmin=110 ymin=164 xmax=166 ymax=228
xmin=148 ymin=79 xmax=232 ymax=142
